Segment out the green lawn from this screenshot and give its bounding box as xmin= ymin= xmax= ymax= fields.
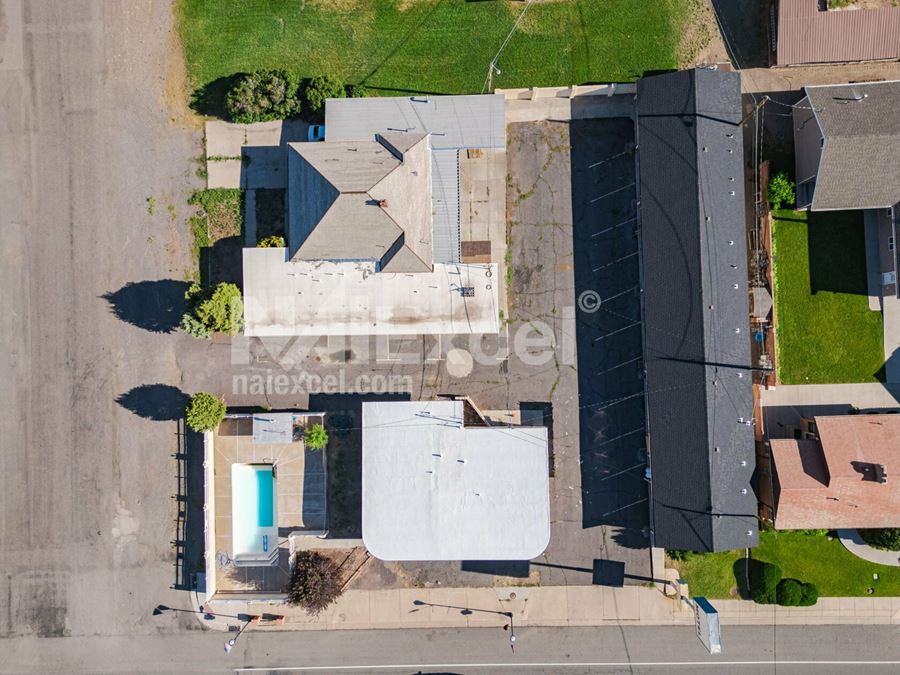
xmin=674 ymin=531 xmax=900 ymax=598
xmin=771 ymin=209 xmax=885 ymax=384
xmin=176 ymin=0 xmax=700 ymax=105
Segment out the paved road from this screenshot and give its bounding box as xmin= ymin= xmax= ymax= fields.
xmin=0 ymin=0 xmax=200 ymax=638
xmin=6 ymin=625 xmax=900 ymax=674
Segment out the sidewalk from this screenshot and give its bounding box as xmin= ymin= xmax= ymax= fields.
xmin=201 ymin=584 xmax=900 ymax=632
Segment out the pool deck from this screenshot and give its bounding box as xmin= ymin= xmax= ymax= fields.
xmin=209 ymin=415 xmax=326 ymax=595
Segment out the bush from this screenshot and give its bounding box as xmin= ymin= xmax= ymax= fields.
xmin=304 ymin=423 xmax=329 ymax=450
xmin=799 ymin=581 xmax=819 ymax=606
xmin=796 ymin=529 xmax=828 ymax=537
xmin=285 ymin=551 xmax=343 ymax=615
xmin=666 ymin=549 xmax=693 ymax=562
xmin=748 ymin=560 xmax=782 ymax=604
xmin=226 ymin=70 xmax=299 ymax=124
xmin=302 ymin=74 xmax=345 ymax=121
xmin=767 ymin=171 xmax=795 ymax=211
xmin=776 ymin=578 xmax=803 ymax=606
xmin=859 ymin=528 xmax=900 ymax=551
xmin=181 ymin=282 xmax=243 ymax=338
xmin=257 ymin=235 xmax=285 ymax=248
xmin=346 ymin=83 xmax=367 ymax=98
xmin=186 ymin=392 xmax=227 ymax=432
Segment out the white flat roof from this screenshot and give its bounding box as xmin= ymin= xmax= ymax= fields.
xmin=361 ymin=401 xmax=550 ymax=561
xmin=243 ymin=248 xmax=500 ymax=336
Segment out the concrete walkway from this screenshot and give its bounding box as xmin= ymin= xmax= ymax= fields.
xmin=200 ymin=583 xmax=900 ymax=632
xmin=741 ymin=62 xmax=900 ymax=94
xmin=760 ymin=382 xmax=900 ymax=408
xmin=838 ymin=529 xmax=900 ymax=567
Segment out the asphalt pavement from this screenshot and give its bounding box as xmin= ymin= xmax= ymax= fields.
xmin=6 ymin=625 xmax=900 ymax=674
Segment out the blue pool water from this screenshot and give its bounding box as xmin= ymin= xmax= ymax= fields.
xmin=255 ymin=468 xmax=274 ymax=527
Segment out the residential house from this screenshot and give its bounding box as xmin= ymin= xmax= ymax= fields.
xmin=793 ymin=81 xmax=900 ymax=296
xmin=769 ymin=414 xmax=900 ymax=529
xmin=636 ymin=68 xmax=759 ymax=552
xmin=776 ymin=0 xmax=900 ymax=66
xmin=242 ymin=94 xmax=507 ymax=336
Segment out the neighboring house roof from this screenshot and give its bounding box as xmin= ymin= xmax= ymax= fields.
xmin=771 ymin=415 xmax=900 ymax=529
xmin=777 ymin=0 xmax=900 ymax=66
xmin=287 ymin=133 xmax=433 ymax=273
xmin=361 ymin=400 xmax=550 ymax=561
xmin=637 ymin=68 xmax=758 ymax=553
xmin=803 ymin=81 xmax=900 ymax=210
xmin=326 ymin=94 xmax=506 ymax=264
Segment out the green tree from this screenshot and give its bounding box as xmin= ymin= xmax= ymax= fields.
xmin=226 ymin=70 xmax=300 ymax=124
xmin=285 ymin=551 xmax=343 ymax=615
xmin=197 ymin=283 xmax=244 ymax=335
xmin=302 ymin=75 xmax=345 ymax=121
xmin=775 ymin=578 xmax=803 ymax=606
xmin=257 ymin=235 xmax=285 ymax=248
xmin=767 ymin=171 xmax=796 ymax=211
xmin=304 ymin=423 xmax=329 ymax=450
xmin=186 ymin=392 xmax=227 ymax=432
xmin=748 ymin=560 xmax=782 ymax=604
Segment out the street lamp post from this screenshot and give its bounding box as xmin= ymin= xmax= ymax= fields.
xmin=413 ymin=600 xmax=519 ymax=651
xmin=223 ymin=619 xmax=252 ymax=654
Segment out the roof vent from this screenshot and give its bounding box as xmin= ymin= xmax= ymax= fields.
xmin=875 ymin=464 xmax=887 ymax=484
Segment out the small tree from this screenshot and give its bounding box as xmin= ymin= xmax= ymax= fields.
xmin=257 ymin=235 xmax=285 ymax=248
xmin=767 ymin=171 xmax=796 ymax=211
xmin=304 ymin=423 xmax=329 ymax=450
xmin=285 ymin=551 xmax=343 ymax=615
xmin=183 ymin=282 xmax=243 ymax=337
xmin=748 ymin=560 xmax=782 ymax=604
xmin=775 ymin=578 xmax=803 ymax=606
xmin=798 ymin=582 xmax=819 ymax=607
xmin=186 ymin=392 xmax=227 ymax=432
xmin=302 ymin=75 xmax=346 ymax=121
xmin=226 ymin=70 xmax=299 ymax=124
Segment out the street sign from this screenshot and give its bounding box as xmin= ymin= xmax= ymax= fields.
xmin=693 ymin=597 xmax=722 ymax=655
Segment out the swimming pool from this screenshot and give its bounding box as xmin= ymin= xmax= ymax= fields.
xmin=231 ymin=464 xmax=279 ymax=566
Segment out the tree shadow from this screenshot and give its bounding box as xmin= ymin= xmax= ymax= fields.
xmin=807 ymin=210 xmax=867 ymax=295
xmin=116 ymin=384 xmax=190 ymax=421
xmin=190 ymin=73 xmax=247 ymax=119
xmin=102 ymin=280 xmax=189 ymax=333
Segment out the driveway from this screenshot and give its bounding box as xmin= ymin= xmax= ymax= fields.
xmin=0 ymin=0 xmax=202 ymax=637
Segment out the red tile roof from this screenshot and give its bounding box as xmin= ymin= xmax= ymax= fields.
xmin=777 ymin=0 xmax=900 ymax=66
xmin=771 ymin=415 xmax=900 ymax=529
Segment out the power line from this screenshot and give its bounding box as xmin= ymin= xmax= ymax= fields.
xmin=482 ymin=0 xmax=536 ymax=93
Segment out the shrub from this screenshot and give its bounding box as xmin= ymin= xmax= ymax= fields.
xmin=257 ymin=235 xmax=285 ymax=248
xmin=796 ymin=529 xmax=828 ymax=537
xmin=767 ymin=171 xmax=795 ymax=211
xmin=285 ymin=551 xmax=343 ymax=615
xmin=302 ymin=74 xmax=345 ymax=121
xmin=226 ymin=70 xmax=299 ymax=123
xmin=859 ymin=528 xmax=900 ymax=551
xmin=180 ymin=313 xmax=211 ymax=339
xmin=799 ymin=582 xmax=819 ymax=606
xmin=186 ymin=392 xmax=227 ymax=432
xmin=748 ymin=560 xmax=782 ymax=604
xmin=666 ymin=549 xmax=693 ymax=562
xmin=776 ymin=578 xmax=803 ymax=606
xmin=346 ymin=83 xmax=367 ymax=98
xmin=304 ymin=423 xmax=329 ymax=450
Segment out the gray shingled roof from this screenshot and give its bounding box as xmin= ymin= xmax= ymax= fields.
xmin=287 ymin=133 xmax=433 ymax=272
xmin=805 ymin=81 xmax=900 ymax=210
xmin=636 ymin=68 xmax=758 ymax=553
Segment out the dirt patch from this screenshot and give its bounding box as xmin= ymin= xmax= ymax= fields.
xmin=162 ymin=23 xmax=203 ymax=129
xmin=678 ymin=0 xmax=718 ymax=67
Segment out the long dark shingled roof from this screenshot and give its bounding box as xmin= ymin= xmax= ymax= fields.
xmin=636 ymin=69 xmax=759 ymax=552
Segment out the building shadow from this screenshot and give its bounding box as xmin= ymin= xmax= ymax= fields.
xmin=102 ymin=279 xmax=189 ymax=333
xmin=874 ymin=348 xmax=900 ymax=387
xmin=116 ymin=384 xmax=190 ymax=421
xmin=200 ymin=236 xmax=244 ymax=288
xmin=190 ymin=73 xmax=247 ymax=119
xmin=460 ymin=561 xmax=530 ymax=577
xmin=807 ymin=210 xmax=868 ymax=295
xmin=173 ymin=422 xmax=205 ymax=591
xmin=710 ymin=0 xmax=769 ymax=69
